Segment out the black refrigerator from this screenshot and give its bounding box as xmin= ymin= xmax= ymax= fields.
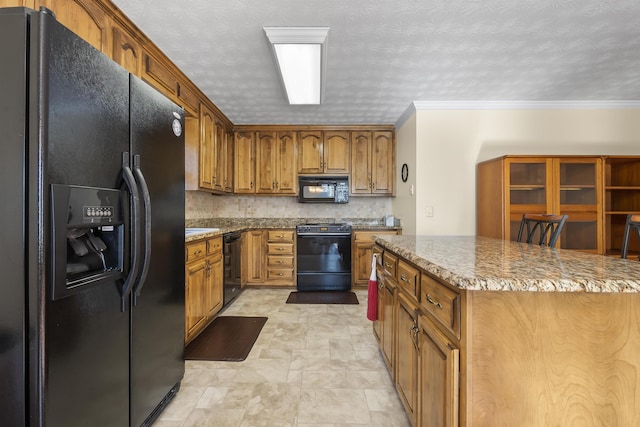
xmin=0 ymin=7 xmax=185 ymax=426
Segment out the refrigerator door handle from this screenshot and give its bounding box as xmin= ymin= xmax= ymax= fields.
xmin=121 ymin=152 xmax=141 ymax=312
xmin=132 ymin=154 xmax=152 ymax=306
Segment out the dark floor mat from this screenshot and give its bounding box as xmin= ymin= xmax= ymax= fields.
xmin=286 ymin=291 xmax=359 ymax=305
xmin=185 ymin=316 xmax=268 ymax=361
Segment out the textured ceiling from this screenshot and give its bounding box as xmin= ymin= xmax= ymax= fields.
xmin=111 ymin=0 xmax=640 ymax=125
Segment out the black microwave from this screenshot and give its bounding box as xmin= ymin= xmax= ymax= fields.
xmin=298 ymin=177 xmax=349 ymax=203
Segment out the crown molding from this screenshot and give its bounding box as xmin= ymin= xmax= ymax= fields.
xmin=411 ymin=100 xmax=640 ymax=110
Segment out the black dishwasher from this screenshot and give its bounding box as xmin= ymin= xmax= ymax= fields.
xmin=223 ymin=232 xmax=242 ymax=307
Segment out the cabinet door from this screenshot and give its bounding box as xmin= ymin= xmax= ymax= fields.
xmin=380 ymin=276 xmax=396 ymax=373
xmin=185 ymin=258 xmax=207 ymax=342
xmin=298 ymin=131 xmax=323 ymax=174
xmin=213 ymin=119 xmax=226 ymax=192
xmin=256 ymin=131 xmax=277 ymax=193
xmin=419 ymin=314 xmax=459 ymax=427
xmin=351 ymin=131 xmax=372 ymax=194
xmin=371 ymin=131 xmax=394 ymax=194
xmin=224 ymin=128 xmax=234 ymax=193
xmin=396 ymin=292 xmax=419 ymax=425
xmin=36 ymin=0 xmax=110 ymax=54
xmin=142 ymin=52 xmax=179 ymax=98
xmin=205 ymin=254 xmax=223 ymax=317
xmin=323 ymin=131 xmax=350 ymax=174
xmin=554 ymin=158 xmax=602 ymax=253
xmin=353 ymin=241 xmax=374 ymax=286
xmin=234 ymin=131 xmax=255 ymax=193
xmin=277 ymin=131 xmax=297 ymax=194
xmin=244 ymin=230 xmax=265 ymax=283
xmin=112 ymin=24 xmax=142 ymax=76
xmin=199 ymin=105 xmax=215 ymax=190
xmin=177 ymin=82 xmax=199 ymax=118
xmin=506 ymin=157 xmax=553 ymax=241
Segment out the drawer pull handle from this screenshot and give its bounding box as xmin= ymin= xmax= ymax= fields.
xmin=378 ymin=283 xmax=384 ymax=290
xmin=276 ymin=247 xmax=284 ymax=251
xmin=400 ymin=275 xmax=410 ymax=283
xmin=426 ymin=294 xmax=443 ymax=309
xmin=276 ymin=234 xmax=284 ymax=238
xmin=385 ymin=262 xmax=392 ymax=268
xmin=277 ymin=273 xmax=284 ymax=276
xmin=276 ymin=260 xmax=283 ymax=264
xmin=194 ymin=249 xmax=202 ymax=255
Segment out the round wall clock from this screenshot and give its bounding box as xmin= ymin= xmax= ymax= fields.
xmin=401 ymin=163 xmax=408 ymax=182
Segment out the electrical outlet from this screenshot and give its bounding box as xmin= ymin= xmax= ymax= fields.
xmin=426 ymin=206 xmax=434 ymax=217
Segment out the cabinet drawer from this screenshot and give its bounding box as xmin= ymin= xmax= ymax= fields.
xmin=267 ymin=242 xmax=293 ymax=255
xmin=207 ymin=237 xmax=222 ymax=254
xmin=268 ymin=230 xmax=294 ymax=242
xmin=420 ymin=274 xmax=460 ymax=339
xmin=373 ymin=245 xmax=384 ymax=268
xmin=267 ymin=255 xmax=294 ymax=268
xmin=186 ymin=241 xmax=206 ymax=262
xmin=397 ymin=260 xmax=420 ymax=298
xmin=382 ymin=252 xmax=397 ymax=278
xmin=267 ymin=268 xmax=294 ymax=280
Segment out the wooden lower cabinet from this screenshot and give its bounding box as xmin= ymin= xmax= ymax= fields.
xmin=418 ymin=314 xmax=459 ymax=427
xmin=379 ymin=274 xmax=396 ymax=373
xmin=396 ymin=291 xmax=419 ymax=426
xmin=243 ymin=230 xmax=265 ymax=285
xmin=185 ymin=236 xmax=223 ymax=343
xmin=265 ymin=229 xmax=295 ymax=286
xmin=352 ymin=229 xmax=400 ymax=287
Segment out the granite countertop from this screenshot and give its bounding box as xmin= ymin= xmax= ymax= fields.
xmin=373 ymin=235 xmax=640 ymax=293
xmin=184 ymin=218 xmax=401 ymax=243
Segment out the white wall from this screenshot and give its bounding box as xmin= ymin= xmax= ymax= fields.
xmin=395 ymin=107 xmax=640 ymax=235
xmin=392 ymin=112 xmax=418 ymax=234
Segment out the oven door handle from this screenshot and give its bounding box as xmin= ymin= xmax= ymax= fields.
xmin=296 ymin=233 xmax=352 ymax=237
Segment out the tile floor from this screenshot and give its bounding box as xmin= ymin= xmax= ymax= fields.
xmin=154 ymin=288 xmax=411 ymax=427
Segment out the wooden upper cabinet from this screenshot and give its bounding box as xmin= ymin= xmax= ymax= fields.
xmin=112 ymin=24 xmax=142 ymax=75
xmin=234 ymin=131 xmax=256 ymax=194
xmin=213 ymin=119 xmax=225 ymax=192
xmin=177 ymin=82 xmax=199 ymax=118
xmin=351 ymin=130 xmax=394 ymax=195
xmin=371 ymin=131 xmax=394 ymax=194
xmin=351 ymin=131 xmax=373 ymax=193
xmin=142 ymin=51 xmax=198 ymax=116
xmin=277 ymin=131 xmax=297 ymax=194
xmin=297 ymin=130 xmax=349 ymax=175
xmin=256 ymin=131 xmax=277 ymax=193
xmin=298 ymin=131 xmax=323 ymax=174
xmin=35 ymin=0 xmax=110 ymax=54
xmin=323 ymin=131 xmax=350 ymax=175
xmin=256 ymin=131 xmax=297 ymax=194
xmin=224 ymin=128 xmax=234 ymax=193
xmin=199 ymin=104 xmax=215 ymax=190
xmin=143 ymin=52 xmax=179 ymax=96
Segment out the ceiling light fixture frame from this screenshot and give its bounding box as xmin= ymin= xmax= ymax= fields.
xmin=264 ymin=26 xmax=329 ymax=105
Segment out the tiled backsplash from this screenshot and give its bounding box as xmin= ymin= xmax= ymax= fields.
xmin=186 ymin=191 xmax=393 ymax=220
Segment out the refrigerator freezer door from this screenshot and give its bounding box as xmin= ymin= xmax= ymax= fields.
xmin=0 ymin=8 xmax=29 ymax=426
xmin=33 ymin=10 xmax=131 ymax=426
xmin=129 ymin=75 xmax=185 ymax=426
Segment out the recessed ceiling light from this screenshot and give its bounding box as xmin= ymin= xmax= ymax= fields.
xmin=264 ymin=26 xmax=329 ymax=105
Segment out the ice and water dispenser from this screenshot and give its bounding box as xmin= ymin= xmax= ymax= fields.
xmin=51 ymin=184 xmax=125 ymax=300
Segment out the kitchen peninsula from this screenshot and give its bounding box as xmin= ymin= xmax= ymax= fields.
xmin=372 ymin=235 xmax=640 ymax=427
